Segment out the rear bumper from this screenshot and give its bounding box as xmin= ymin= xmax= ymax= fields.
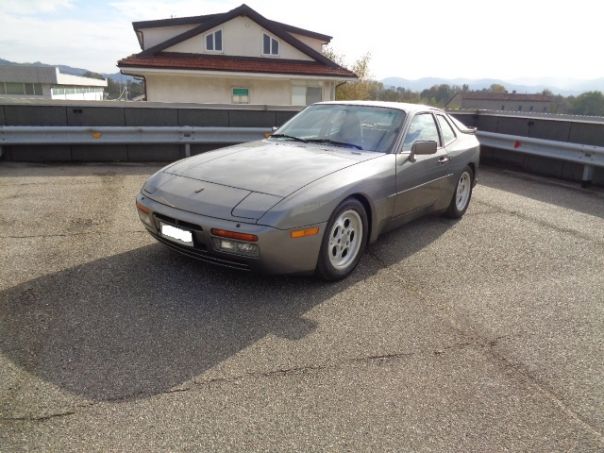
xmin=136 ymin=193 xmax=325 ymax=275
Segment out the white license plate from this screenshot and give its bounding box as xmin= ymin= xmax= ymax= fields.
xmin=160 ymin=223 xmax=193 ymax=246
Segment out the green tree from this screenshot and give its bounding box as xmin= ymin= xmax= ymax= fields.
xmin=321 ymin=46 xmax=345 ymax=67
xmin=549 ymin=95 xmax=570 ymax=113
xmin=334 ymin=52 xmax=374 ymax=100
xmin=419 ymin=84 xmax=461 ymax=107
xmin=488 ymin=83 xmax=507 ymax=93
xmin=570 ymin=91 xmax=604 ymax=116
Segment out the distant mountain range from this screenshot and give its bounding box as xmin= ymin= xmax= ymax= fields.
xmin=0 ymin=57 xmax=136 ymax=84
xmin=381 ymin=77 xmax=604 ymax=96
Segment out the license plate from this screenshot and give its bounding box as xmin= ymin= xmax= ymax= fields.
xmin=160 ymin=223 xmax=193 ymax=246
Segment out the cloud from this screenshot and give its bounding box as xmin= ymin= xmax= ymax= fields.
xmin=0 ymin=12 xmax=137 ymax=73
xmin=0 ymin=0 xmax=74 ymax=15
xmin=109 ymin=0 xmax=224 ymax=21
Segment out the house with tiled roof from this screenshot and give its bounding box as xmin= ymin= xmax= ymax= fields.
xmin=118 ymin=4 xmax=356 ymax=105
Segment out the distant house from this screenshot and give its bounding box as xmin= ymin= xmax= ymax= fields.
xmin=447 ymin=92 xmax=553 ymax=112
xmin=0 ymin=64 xmax=107 ymax=100
xmin=117 ymin=4 xmax=356 ymax=105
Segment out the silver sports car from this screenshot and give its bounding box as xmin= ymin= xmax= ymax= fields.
xmin=136 ymin=101 xmax=480 ymax=280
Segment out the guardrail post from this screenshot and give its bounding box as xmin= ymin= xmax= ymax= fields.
xmin=184 ymin=143 xmax=191 ymax=157
xmin=582 ymin=164 xmax=594 ymax=188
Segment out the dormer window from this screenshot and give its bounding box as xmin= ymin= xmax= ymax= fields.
xmin=206 ymin=29 xmax=222 ymax=52
xmin=263 ymin=33 xmax=279 ymax=55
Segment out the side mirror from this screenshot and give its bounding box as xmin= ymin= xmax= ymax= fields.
xmin=411 ymin=140 xmax=438 ymax=155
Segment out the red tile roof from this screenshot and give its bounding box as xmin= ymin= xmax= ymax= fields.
xmin=118 ymin=53 xmax=357 ymax=79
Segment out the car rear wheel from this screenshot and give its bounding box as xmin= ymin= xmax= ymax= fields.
xmin=444 ymin=166 xmax=474 ymax=218
xmin=316 ymin=198 xmax=368 ymax=281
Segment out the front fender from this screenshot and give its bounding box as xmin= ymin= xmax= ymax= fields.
xmin=259 ymin=154 xmax=396 ymax=240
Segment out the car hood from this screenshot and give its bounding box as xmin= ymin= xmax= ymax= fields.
xmin=165 ymin=140 xmax=378 ymax=197
xmin=144 ymin=140 xmax=379 ymax=222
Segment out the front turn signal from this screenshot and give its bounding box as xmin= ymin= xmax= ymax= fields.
xmin=136 ymin=201 xmax=150 ymax=214
xmin=290 ymin=226 xmax=320 ymax=239
xmin=211 ymin=228 xmax=258 ymax=242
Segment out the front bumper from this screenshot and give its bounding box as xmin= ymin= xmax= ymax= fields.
xmin=136 ymin=193 xmax=326 ymax=275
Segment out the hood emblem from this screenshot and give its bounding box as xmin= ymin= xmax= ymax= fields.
xmin=194 ymin=187 xmax=205 ymax=193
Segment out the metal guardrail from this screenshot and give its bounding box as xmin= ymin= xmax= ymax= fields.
xmin=0 ymin=126 xmax=271 ymax=145
xmin=476 ymin=131 xmax=604 ymax=166
xmin=476 ymin=131 xmax=604 ymax=183
xmin=1 ymin=124 xmax=602 ymax=183
xmin=0 ymin=126 xmax=272 ymax=157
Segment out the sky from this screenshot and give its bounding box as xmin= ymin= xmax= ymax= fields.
xmin=0 ymin=0 xmax=602 ymax=82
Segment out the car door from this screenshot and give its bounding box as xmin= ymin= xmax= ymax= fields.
xmin=434 ymin=113 xmax=462 ymax=202
xmin=393 ymin=112 xmax=452 ymax=217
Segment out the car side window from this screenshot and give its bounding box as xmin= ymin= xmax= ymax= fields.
xmin=436 ymin=114 xmax=456 ymax=145
xmin=401 ymin=113 xmax=440 ymax=152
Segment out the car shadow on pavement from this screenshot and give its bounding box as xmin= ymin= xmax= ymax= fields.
xmin=0 ymin=217 xmax=452 ymax=403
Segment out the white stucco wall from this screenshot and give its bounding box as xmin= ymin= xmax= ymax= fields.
xmin=166 ymin=16 xmax=312 ymax=61
xmin=289 ymin=33 xmax=326 ymax=53
xmin=143 ymin=73 xmax=336 ymax=105
xmin=141 ymin=24 xmax=198 ymax=49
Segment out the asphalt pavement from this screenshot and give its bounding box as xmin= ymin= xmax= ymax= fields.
xmin=0 ymin=163 xmax=603 ymax=452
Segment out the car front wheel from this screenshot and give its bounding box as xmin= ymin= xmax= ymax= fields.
xmin=316 ymin=198 xmax=368 ymax=281
xmin=444 ymin=166 xmax=474 ymax=218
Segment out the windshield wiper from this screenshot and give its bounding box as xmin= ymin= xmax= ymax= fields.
xmin=270 ymin=133 xmax=307 ymax=143
xmin=305 ymin=139 xmax=363 ymax=150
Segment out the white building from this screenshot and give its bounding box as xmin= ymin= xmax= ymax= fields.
xmin=0 ymin=64 xmax=107 ymax=101
xmin=118 ymin=4 xmax=356 ymax=105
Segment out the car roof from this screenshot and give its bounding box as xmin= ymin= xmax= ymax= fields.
xmin=315 ymin=100 xmax=442 ymax=114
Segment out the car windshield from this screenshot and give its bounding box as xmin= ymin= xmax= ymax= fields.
xmin=272 ymin=104 xmax=406 ymax=152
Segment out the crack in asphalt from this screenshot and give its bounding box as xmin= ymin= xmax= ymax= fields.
xmin=484 ymin=342 xmax=604 ymax=443
xmin=0 ymin=230 xmax=147 ymax=240
xmin=354 ymin=259 xmax=604 ymax=443
xmin=12 ymin=331 xmax=594 ymax=443
xmin=0 ymin=339 xmax=485 ymax=424
xmin=1 ymin=410 xmax=76 ymax=422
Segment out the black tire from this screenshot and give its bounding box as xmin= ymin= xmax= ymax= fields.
xmin=444 ymin=166 xmax=474 ymax=219
xmin=316 ymin=198 xmax=368 ymax=281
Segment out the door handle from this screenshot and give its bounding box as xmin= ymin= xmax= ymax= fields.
xmin=438 ymin=156 xmax=450 ymax=164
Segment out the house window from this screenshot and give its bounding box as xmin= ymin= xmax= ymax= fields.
xmin=206 ymin=29 xmax=222 ymax=52
xmin=263 ymin=34 xmax=279 ymax=55
xmin=0 ymin=82 xmax=42 ymax=95
xmin=232 ymin=87 xmax=249 ymax=104
xmin=292 ymin=86 xmax=322 ymax=105
xmin=6 ymin=82 xmax=24 ymax=95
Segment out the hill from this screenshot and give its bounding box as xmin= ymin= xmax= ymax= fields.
xmin=381 ymin=77 xmax=604 ymax=96
xmin=0 ymin=57 xmax=137 ymax=84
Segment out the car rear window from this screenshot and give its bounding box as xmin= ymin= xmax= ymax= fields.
xmin=447 ymin=115 xmax=475 ymax=134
